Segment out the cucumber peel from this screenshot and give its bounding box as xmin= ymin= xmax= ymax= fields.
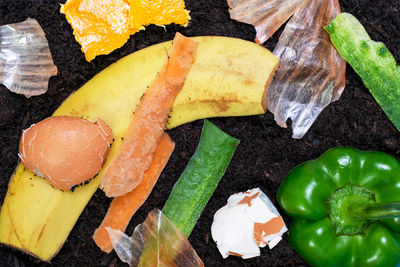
xmin=325 ymin=13 xmax=400 ymax=131
xmin=162 ymin=119 xmax=239 ymax=237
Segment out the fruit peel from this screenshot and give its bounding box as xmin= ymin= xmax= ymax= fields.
xmin=0 ymin=36 xmax=278 ymax=261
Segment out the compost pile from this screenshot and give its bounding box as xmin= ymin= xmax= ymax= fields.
xmin=0 ymin=0 xmax=399 ymax=266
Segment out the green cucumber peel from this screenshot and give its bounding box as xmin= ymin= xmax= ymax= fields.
xmin=325 ymin=12 xmax=400 ymax=131
xmin=162 ymin=119 xmax=239 ymax=237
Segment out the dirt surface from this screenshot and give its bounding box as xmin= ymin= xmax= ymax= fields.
xmin=0 ymin=0 xmax=399 ymax=266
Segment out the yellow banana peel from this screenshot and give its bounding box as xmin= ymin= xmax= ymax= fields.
xmin=0 ymin=36 xmax=278 ymax=261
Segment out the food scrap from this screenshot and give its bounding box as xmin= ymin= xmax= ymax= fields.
xmin=268 ymin=0 xmax=345 ymax=139
xmin=0 ymin=18 xmax=57 ymax=97
xmin=0 ymin=35 xmax=274 ymax=262
xmin=129 ymin=0 xmax=190 ymax=30
xmin=326 ymin=13 xmax=400 ymax=132
xmin=163 ymin=119 xmax=240 ymax=237
xmin=167 ymin=36 xmax=278 ymax=128
xmin=100 ymin=32 xmax=198 ymax=197
xmin=227 ymin=0 xmax=304 ymax=44
xmin=277 ymin=147 xmax=400 ymax=266
xmin=61 ymin=0 xmax=191 ymax=61
xmin=107 ymin=209 xmax=204 ymax=267
xmin=211 ymin=188 xmax=287 ymax=259
xmin=61 ymin=0 xmax=135 ymax=62
xmin=19 ymin=116 xmax=113 ymax=190
xmin=108 ymin=120 xmax=238 ymax=266
xmin=93 ymin=133 xmax=175 ymax=253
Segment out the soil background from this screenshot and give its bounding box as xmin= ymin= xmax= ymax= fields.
xmin=0 ymin=0 xmax=399 ymax=266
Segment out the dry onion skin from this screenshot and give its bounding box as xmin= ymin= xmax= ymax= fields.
xmin=268 ymin=0 xmax=346 ymax=139
xmin=19 ymin=116 xmax=113 ymax=190
xmin=0 ymin=18 xmax=57 ymax=97
xmin=227 ymin=0 xmax=304 ymax=44
xmin=107 ymin=209 xmax=204 ymax=266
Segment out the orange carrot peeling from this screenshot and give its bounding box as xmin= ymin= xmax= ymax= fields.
xmin=100 ymin=32 xmax=198 ymax=197
xmin=93 ymin=133 xmax=175 ymax=253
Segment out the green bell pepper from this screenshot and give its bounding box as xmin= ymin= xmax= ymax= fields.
xmin=277 ymin=147 xmax=400 ymax=267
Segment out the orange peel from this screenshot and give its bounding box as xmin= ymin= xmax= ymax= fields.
xmin=61 ymin=0 xmax=137 ymax=62
xmin=129 ymin=0 xmax=190 ymax=30
xmin=61 ymin=0 xmax=190 ymax=61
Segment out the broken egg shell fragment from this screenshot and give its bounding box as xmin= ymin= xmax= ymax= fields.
xmin=0 ymin=18 xmax=57 ymax=97
xmin=211 ymin=202 xmax=261 ymax=259
xmin=254 ymin=216 xmax=286 ymax=248
xmin=19 ymin=116 xmax=113 ymax=190
xmin=211 ymin=188 xmax=287 ymax=259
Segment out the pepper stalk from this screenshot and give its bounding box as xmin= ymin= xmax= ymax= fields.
xmin=350 ymin=202 xmax=400 ymax=220
xmin=327 ymin=184 xmax=400 ymax=236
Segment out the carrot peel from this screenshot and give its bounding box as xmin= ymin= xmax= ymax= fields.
xmin=100 ymin=33 xmax=198 ymax=197
xmin=93 ymin=133 xmax=175 ymax=253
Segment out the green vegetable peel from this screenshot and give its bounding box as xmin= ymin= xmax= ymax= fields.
xmin=325 ymin=12 xmax=400 ymax=131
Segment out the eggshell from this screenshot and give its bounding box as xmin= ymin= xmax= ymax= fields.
xmin=211 ymin=188 xmax=287 ymax=259
xmin=19 ymin=116 xmax=113 ymax=190
xmin=211 ymin=203 xmax=261 ymax=259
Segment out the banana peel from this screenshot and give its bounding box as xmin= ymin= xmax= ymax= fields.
xmin=168 ymin=36 xmax=278 ymax=128
xmin=0 ymin=36 xmax=278 ymax=261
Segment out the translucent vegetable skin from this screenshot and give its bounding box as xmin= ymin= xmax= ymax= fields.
xmin=0 ymin=18 xmax=57 ymax=97
xmin=267 ymin=0 xmax=346 ymax=139
xmin=107 ymin=209 xmax=204 ymax=267
xmin=163 ymin=119 xmax=240 ymax=237
xmin=325 ymin=13 xmax=400 ymax=132
xmin=227 ymin=0 xmax=304 ymax=44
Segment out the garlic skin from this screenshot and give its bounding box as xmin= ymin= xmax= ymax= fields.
xmin=0 ymin=18 xmax=57 ymax=97
xmin=211 ymin=188 xmax=287 ymax=259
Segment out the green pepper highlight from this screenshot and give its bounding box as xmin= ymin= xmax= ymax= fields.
xmin=277 ymin=147 xmax=400 ymax=267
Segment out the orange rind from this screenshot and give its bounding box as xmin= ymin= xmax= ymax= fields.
xmin=129 ymin=0 xmax=190 ymax=30
xmin=61 ymin=0 xmax=137 ymax=62
xmin=61 ymin=0 xmax=190 ymax=61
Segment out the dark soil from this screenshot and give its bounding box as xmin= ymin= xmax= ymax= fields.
xmin=1 ymin=0 xmax=400 ymax=266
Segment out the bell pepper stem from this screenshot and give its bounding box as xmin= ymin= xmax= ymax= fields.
xmin=350 ymin=202 xmax=400 ymax=220
xmin=328 ymin=185 xmax=400 ymax=235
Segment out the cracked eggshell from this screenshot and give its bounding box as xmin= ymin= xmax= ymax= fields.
xmin=211 ymin=188 xmax=287 ymax=259
xmin=19 ymin=116 xmax=113 ymax=190
xmin=211 ymin=203 xmax=260 ymax=259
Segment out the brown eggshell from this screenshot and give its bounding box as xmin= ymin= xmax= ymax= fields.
xmin=19 ymin=116 xmax=113 ymax=190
